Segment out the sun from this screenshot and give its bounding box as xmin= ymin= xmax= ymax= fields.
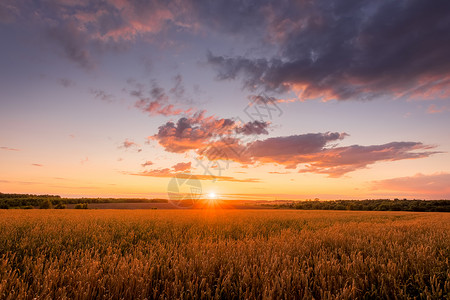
xmin=205 ymin=192 xmax=219 ymax=208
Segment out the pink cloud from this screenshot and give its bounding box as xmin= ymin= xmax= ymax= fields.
xmin=0 ymin=146 xmax=19 ymax=151
xmin=427 ymin=104 xmax=450 ymax=114
xmin=120 ymin=139 xmax=142 ymax=152
xmin=372 ymin=173 xmax=450 ymax=197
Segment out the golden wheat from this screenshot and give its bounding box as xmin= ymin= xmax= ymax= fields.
xmin=0 ymin=210 xmax=449 ymax=299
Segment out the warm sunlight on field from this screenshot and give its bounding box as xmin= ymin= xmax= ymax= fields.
xmin=0 ymin=210 xmax=449 ymax=299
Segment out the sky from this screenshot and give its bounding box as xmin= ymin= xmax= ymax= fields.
xmin=1 ymin=0 xmax=450 ymax=200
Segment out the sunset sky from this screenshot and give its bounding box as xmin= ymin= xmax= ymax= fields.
xmin=1 ymin=0 xmax=450 ymax=200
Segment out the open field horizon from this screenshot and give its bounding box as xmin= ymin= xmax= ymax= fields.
xmin=2 ymin=192 xmax=450 ymax=211
xmin=1 ymin=209 xmax=449 ymax=299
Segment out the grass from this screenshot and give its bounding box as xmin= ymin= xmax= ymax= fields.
xmin=0 ymin=210 xmax=449 ymax=299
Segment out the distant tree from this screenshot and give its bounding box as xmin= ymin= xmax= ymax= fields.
xmin=75 ymin=203 xmax=88 ymax=209
xmin=39 ymin=199 xmax=52 ymax=209
xmin=55 ymin=203 xmax=66 ymax=209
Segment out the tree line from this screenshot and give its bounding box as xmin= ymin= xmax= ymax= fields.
xmin=0 ymin=193 xmax=168 ymax=209
xmin=272 ymin=199 xmax=450 ymax=212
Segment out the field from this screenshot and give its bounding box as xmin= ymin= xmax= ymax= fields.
xmin=0 ymin=210 xmax=449 ymax=299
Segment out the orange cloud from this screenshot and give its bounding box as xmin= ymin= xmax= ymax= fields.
xmin=141 ymin=161 xmax=154 ymax=167
xmin=131 ymin=169 xmax=259 ymax=183
xmin=172 ymin=162 xmax=191 ymax=172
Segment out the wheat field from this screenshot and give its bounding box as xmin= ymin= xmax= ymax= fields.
xmin=0 ymin=209 xmax=449 ymax=299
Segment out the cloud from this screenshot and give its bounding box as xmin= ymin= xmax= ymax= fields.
xmin=151 ymin=111 xmax=269 ymax=153
xmin=296 ymin=142 xmax=440 ymax=177
xmin=235 ymin=120 xmax=269 ymax=135
xmin=151 ymin=110 xmax=440 ymax=177
xmin=80 ymin=157 xmax=89 ymax=165
xmin=248 ymin=132 xmax=347 ymax=159
xmin=7 ymin=0 xmax=178 ymax=68
xmin=129 ymin=79 xmax=192 ymax=116
xmin=129 ymin=159 xmax=259 ymax=182
xmin=172 ymin=162 xmax=191 ymax=172
xmin=132 ymin=169 xmax=260 ymax=183
xmin=120 ymin=139 xmax=142 ymax=152
xmin=141 ymin=161 xmax=154 ymax=167
xmin=169 ymin=75 xmax=186 ymax=99
xmin=427 ymin=104 xmax=450 ymax=114
xmin=90 ymin=89 xmax=115 ymax=103
xmin=372 ymin=173 xmax=450 ymax=196
xmin=197 ymin=133 xmax=439 ymax=177
xmin=9 ymin=0 xmax=450 ymax=94
xmin=206 ymin=0 xmax=450 ymax=101
xmin=240 ymin=135 xmax=438 ymax=177
xmin=1 ymin=146 xmax=19 ymax=151
xmin=0 ymin=1 xmax=18 ymax=23
xmin=58 ymin=78 xmax=75 ymax=88
xmin=31 ymin=163 xmax=43 ymax=167
xmin=47 ymin=23 xmax=94 ymax=69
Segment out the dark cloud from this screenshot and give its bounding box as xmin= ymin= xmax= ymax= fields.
xmin=151 ymin=112 xmax=235 ymax=153
xmin=47 ymin=23 xmax=94 ymax=70
xmin=6 ymin=0 xmax=176 ymax=68
xmin=90 ymin=89 xmax=115 ymax=103
xmin=235 ymin=120 xmax=269 ymax=135
xmin=248 ymin=132 xmax=347 ymax=159
xmin=31 ymin=163 xmax=43 ymax=167
xmin=296 ymin=142 xmax=440 ymax=177
xmin=169 ymin=75 xmax=186 ymax=99
xmin=207 ymin=0 xmax=450 ymax=101
xmin=130 ymin=79 xmax=192 ymax=116
xmin=151 ymin=111 xmax=439 ymax=177
xmin=0 ymin=1 xmax=18 ymax=23
xmin=151 ymin=112 xmax=269 ymax=153
xmin=8 ymin=0 xmax=450 ymax=93
xmin=196 ymin=132 xmax=439 ymax=177
xmin=58 ymin=78 xmax=75 ymax=88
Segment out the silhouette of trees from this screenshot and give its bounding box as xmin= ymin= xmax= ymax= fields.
xmin=279 ymin=199 xmax=450 ymax=212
